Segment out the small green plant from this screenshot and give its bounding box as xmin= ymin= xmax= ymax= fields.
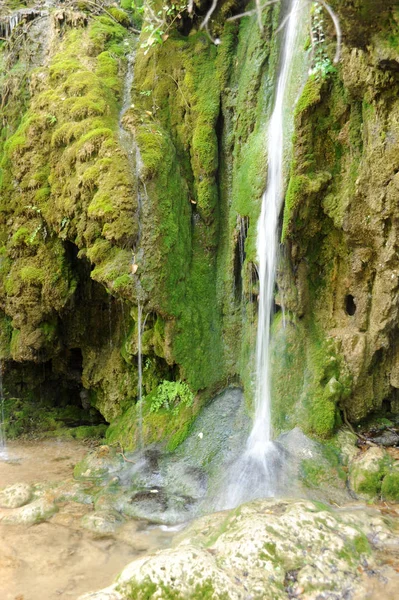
xmin=309 ymin=3 xmax=336 ymax=78
xmin=140 ymin=1 xmax=187 ymax=54
xmin=46 ymin=114 xmax=57 ymax=126
xmin=150 ymin=380 xmax=193 ymax=416
xmin=29 ymin=224 xmax=43 ymax=244
xmin=24 ymin=206 xmax=48 ymax=241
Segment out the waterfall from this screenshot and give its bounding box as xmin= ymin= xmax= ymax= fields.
xmin=0 ymin=362 xmax=8 ymax=460
xmin=217 ymin=0 xmax=305 ymax=510
xmin=248 ymin=0 xmax=303 ymax=460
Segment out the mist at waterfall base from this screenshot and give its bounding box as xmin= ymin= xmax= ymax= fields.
xmin=218 ymin=0 xmax=304 ymax=510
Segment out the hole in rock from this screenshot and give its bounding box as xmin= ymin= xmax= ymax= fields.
xmin=345 ymin=294 xmax=356 ymax=316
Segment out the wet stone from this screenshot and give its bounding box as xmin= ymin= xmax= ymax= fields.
xmin=81 ymin=509 xmax=125 ymax=535
xmin=0 ymin=482 xmax=33 ymax=508
xmin=1 ymin=496 xmax=57 ymax=525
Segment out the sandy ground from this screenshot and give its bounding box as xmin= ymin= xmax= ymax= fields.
xmin=0 ymin=440 xmax=174 ymax=600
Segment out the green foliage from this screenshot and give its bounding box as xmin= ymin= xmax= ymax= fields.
xmin=309 ymin=4 xmax=336 ymax=79
xmin=106 ymin=385 xmax=197 ymax=452
xmin=150 ymin=380 xmax=193 ymax=416
xmin=140 ymin=1 xmax=187 ymax=54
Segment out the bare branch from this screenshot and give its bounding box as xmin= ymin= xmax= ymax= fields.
xmin=256 ymin=0 xmax=264 ymax=32
xmin=200 ymin=0 xmax=218 ymax=31
xmin=226 ymin=1 xmax=281 ymax=23
xmin=316 ymin=0 xmax=341 ymax=62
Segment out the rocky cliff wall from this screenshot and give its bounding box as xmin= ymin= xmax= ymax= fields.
xmin=1 ymin=0 xmax=398 ymax=446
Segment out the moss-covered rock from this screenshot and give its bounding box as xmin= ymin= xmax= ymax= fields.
xmin=381 ymin=471 xmax=399 ymax=502
xmin=77 ymin=498 xmax=399 ymax=600
xmin=279 ymin=1 xmax=399 ymax=429
xmin=349 ymin=446 xmax=391 ymax=500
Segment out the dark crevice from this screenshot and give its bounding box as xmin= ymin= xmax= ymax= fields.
xmin=345 ymin=294 xmax=356 ymax=316
xmin=250 ymin=262 xmax=260 ymax=304
xmin=367 ymin=348 xmax=384 ymax=376
xmin=234 ymin=216 xmax=249 ymax=301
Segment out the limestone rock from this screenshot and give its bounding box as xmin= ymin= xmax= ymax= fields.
xmin=0 ymin=483 xmax=32 ymax=509
xmin=81 ymin=510 xmax=124 ymax=535
xmin=78 ymin=498 xmax=399 ymax=600
xmin=1 ymin=496 xmax=57 ymax=525
xmin=74 ymin=447 xmax=124 ymax=482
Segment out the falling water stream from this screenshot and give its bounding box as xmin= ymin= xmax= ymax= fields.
xmin=119 ymin=45 xmax=146 ymax=446
xmin=249 ymin=0 xmax=303 ymax=460
xmin=220 ymin=0 xmax=305 ymax=509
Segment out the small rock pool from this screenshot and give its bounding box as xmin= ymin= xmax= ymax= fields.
xmin=0 ymin=440 xmax=177 ymax=600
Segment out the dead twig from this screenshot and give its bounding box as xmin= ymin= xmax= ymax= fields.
xmin=342 ymin=407 xmax=377 ymax=446
xmin=118 ymin=442 xmax=136 ymax=464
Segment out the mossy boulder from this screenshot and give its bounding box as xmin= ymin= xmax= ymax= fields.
xmin=77 ymin=498 xmax=399 ymax=600
xmin=381 ymin=471 xmax=399 ymax=502
xmin=349 ymin=447 xmax=390 ymax=500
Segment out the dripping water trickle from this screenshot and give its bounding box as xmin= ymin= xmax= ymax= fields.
xmin=137 ymin=301 xmax=144 ymax=450
xmin=108 ymin=296 xmax=113 ymax=351
xmin=0 ymin=362 xmax=8 ymax=460
xmin=218 ymin=0 xmax=305 ymax=509
xmin=119 ymin=44 xmax=146 ymax=448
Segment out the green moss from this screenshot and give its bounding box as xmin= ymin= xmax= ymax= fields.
xmin=73 ymin=424 xmax=108 ymax=440
xmin=3 ymin=395 xmax=103 ymax=440
xmin=295 ymin=75 xmax=323 ymax=115
xmin=271 ymin=315 xmax=350 ymax=437
xmin=11 ymin=227 xmax=30 ymax=247
xmin=113 ymin=273 xmax=134 ymax=293
xmin=96 ymin=51 xmax=121 ymax=92
xmin=135 ymin=129 xmax=165 ymax=178
xmin=108 ymin=7 xmax=131 ymax=27
xmin=301 ymin=459 xmax=330 ymax=488
xmin=353 ymin=533 xmax=371 ymax=555
xmin=88 ymin=192 xmax=115 ymax=218
xmin=40 ymin=321 xmax=57 ymax=342
xmin=88 ymin=16 xmax=126 ymax=56
xmin=19 ymin=266 xmax=44 ymax=285
xmin=357 ymin=471 xmax=383 ymax=497
xmin=106 ymin=391 xmax=198 ymax=453
xmin=381 ymin=472 xmax=399 ymax=502
xmin=125 ymin=577 xmax=230 ymax=600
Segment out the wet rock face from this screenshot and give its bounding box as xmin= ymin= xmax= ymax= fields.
xmin=78 ymin=498 xmax=399 ymax=600
xmin=74 ymin=388 xmax=250 ymax=524
xmin=329 ymin=0 xmax=396 ymax=47
xmin=278 ymin=1 xmax=399 ymax=426
xmin=0 ymin=8 xmax=47 ymax=40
